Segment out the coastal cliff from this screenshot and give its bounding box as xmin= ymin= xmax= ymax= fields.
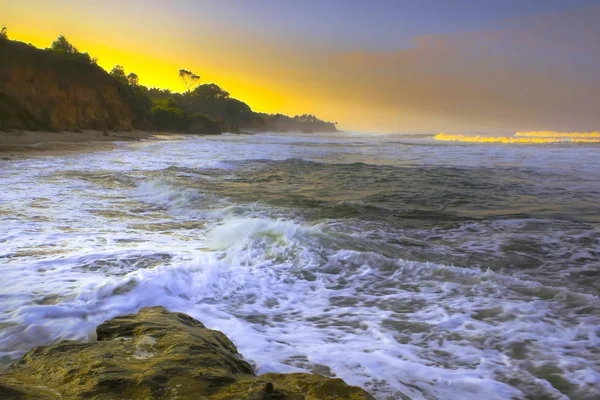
xmin=0 ymin=35 xmax=336 ymax=135
xmin=0 ymin=39 xmax=143 ymax=132
xmin=0 ymin=307 xmax=374 ymax=399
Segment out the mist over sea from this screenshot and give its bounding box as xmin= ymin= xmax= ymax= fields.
xmin=1 ymin=132 xmax=599 ymax=399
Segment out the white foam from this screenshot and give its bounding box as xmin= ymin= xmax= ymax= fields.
xmin=1 ymin=133 xmax=599 ymax=399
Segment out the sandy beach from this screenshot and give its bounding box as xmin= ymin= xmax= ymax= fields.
xmin=0 ymin=130 xmax=158 ymax=158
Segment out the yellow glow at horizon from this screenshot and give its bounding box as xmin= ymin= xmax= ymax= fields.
xmin=435 ymin=133 xmax=600 ymax=144
xmin=514 ymin=131 xmax=600 ymax=138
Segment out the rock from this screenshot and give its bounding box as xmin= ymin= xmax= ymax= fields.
xmin=0 ymin=307 xmax=375 ymax=399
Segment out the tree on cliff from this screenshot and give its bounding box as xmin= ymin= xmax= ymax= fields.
xmin=110 ymin=65 xmax=128 ymax=85
xmin=192 ymin=84 xmax=230 ymax=100
xmin=107 ymin=65 xmax=151 ymax=121
xmin=48 ymin=35 xmax=96 ymax=64
xmin=183 ymin=84 xmax=253 ymax=126
xmin=179 ymin=69 xmax=200 ymax=93
xmin=0 ymin=25 xmax=7 ymax=40
xmin=50 ymin=35 xmax=78 ymax=54
xmin=110 ymin=66 xmax=140 ymax=88
xmin=127 ymin=73 xmax=139 ymax=87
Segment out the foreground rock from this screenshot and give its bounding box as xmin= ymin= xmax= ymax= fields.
xmin=0 ymin=307 xmax=374 ymax=399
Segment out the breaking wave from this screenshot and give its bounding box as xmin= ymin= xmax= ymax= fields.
xmin=1 ymin=132 xmax=599 ymax=399
xmin=515 ymin=131 xmax=600 ymax=138
xmin=435 ymin=132 xmax=600 ymax=144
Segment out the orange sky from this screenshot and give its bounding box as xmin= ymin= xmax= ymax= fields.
xmin=2 ymin=0 xmax=600 ymax=133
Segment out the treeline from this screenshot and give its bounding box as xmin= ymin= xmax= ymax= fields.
xmin=108 ymin=65 xmax=257 ymax=134
xmin=0 ymin=27 xmax=337 ymax=134
xmin=253 ymin=113 xmax=338 ymax=133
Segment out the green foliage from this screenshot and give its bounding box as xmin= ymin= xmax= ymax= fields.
xmin=223 ymin=98 xmax=253 ymax=124
xmin=151 ymin=105 xmax=186 ymax=130
xmin=107 ymin=65 xmax=152 ymax=122
xmin=145 ymin=72 xmax=333 ymax=133
xmin=258 ymin=112 xmax=335 ymax=126
xmin=110 ymin=66 xmax=140 ymax=90
xmin=153 ymin=97 xmax=178 ymax=109
xmin=150 ymin=104 xmax=225 ymax=134
xmin=110 ymin=65 xmax=127 ymax=85
xmin=147 ymin=88 xmax=176 ymax=102
xmin=192 ymin=83 xmax=230 ymax=100
xmin=50 ymin=35 xmax=77 ymax=54
xmin=47 ymin=35 xmax=95 ymax=64
xmin=126 ymin=85 xmax=152 ymax=120
xmin=294 ymin=114 xmax=324 ymax=123
xmin=184 ymin=84 xmax=253 ymax=126
xmin=110 ymin=65 xmax=125 ymax=77
xmin=255 ymin=112 xmax=337 ymax=132
xmin=127 ymin=72 xmax=139 ymax=87
xmin=188 ymin=112 xmax=228 ymax=134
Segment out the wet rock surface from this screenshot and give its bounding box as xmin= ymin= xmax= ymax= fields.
xmin=0 ymin=307 xmax=375 ymax=399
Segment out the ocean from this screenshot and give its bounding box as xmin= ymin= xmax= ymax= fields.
xmin=1 ymin=132 xmax=599 ymax=399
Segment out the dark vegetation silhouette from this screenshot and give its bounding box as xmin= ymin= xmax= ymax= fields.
xmin=178 ymin=69 xmax=200 ymax=94
xmin=0 ymin=30 xmax=338 ymax=134
xmin=49 ymin=35 xmax=97 ymax=65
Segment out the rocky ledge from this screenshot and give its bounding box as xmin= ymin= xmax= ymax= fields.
xmin=0 ymin=307 xmax=374 ymax=399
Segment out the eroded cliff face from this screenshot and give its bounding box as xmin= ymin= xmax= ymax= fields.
xmin=0 ymin=39 xmax=140 ymax=132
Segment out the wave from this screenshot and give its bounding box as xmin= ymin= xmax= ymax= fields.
xmin=3 ymin=207 xmax=600 ymax=399
xmin=435 ymin=132 xmax=600 ymax=144
xmin=3 ymin=134 xmax=600 ymax=399
xmin=5 ymin=215 xmax=598 ymax=399
xmin=515 ymin=131 xmax=600 ymax=138
xmin=390 ymin=133 xmax=437 ymax=139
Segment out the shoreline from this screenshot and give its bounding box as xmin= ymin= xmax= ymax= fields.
xmin=0 ymin=130 xmax=339 ymax=159
xmin=0 ymin=130 xmax=163 ymax=158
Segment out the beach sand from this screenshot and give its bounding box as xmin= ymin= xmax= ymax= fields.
xmin=0 ymin=130 xmax=158 ymax=158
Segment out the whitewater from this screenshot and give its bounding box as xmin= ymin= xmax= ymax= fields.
xmin=1 ymin=132 xmax=599 ymax=399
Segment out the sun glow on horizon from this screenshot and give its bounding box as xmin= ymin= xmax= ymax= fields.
xmin=515 ymin=131 xmax=600 ymax=138
xmin=435 ymin=132 xmax=600 ymax=144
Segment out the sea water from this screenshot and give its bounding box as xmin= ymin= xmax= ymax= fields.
xmin=0 ymin=132 xmax=599 ymax=399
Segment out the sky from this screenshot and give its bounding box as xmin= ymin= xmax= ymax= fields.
xmin=2 ymin=0 xmax=600 ymax=133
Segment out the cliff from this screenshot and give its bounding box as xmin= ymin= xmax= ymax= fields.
xmin=0 ymin=307 xmax=375 ymax=399
xmin=0 ymin=38 xmax=144 ymax=132
xmin=0 ymin=36 xmax=337 ymax=135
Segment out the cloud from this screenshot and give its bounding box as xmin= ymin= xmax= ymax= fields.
xmin=324 ymin=5 xmax=600 ymax=132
